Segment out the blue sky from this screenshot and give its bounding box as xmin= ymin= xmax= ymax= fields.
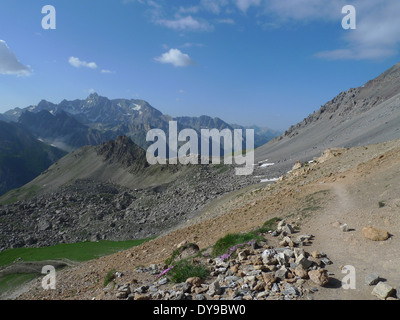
xmin=1 ymin=0 xmax=400 ymax=130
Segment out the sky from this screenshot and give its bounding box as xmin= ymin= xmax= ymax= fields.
xmin=1 ymin=0 xmax=400 ymax=131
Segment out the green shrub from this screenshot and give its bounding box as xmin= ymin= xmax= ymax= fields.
xmin=167 ymin=260 xmax=209 ymax=283
xmin=256 ymin=217 xmax=282 ymax=234
xmin=164 ymin=243 xmax=199 ymax=266
xmin=211 ymin=232 xmax=262 ymax=257
xmin=103 ymin=269 xmax=116 ymax=287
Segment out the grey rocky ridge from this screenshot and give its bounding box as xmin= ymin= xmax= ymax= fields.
xmin=255 ymin=61 xmax=400 ymax=180
xmin=0 ymin=136 xmax=257 ymax=251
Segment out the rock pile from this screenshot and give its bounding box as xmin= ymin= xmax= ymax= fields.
xmin=112 ymin=222 xmax=335 ymax=301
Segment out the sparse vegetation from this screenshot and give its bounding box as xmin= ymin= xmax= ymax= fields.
xmin=167 ymin=260 xmax=209 ymax=283
xmin=212 ymin=232 xmax=263 ymax=257
xmin=256 ymin=217 xmax=282 ymax=234
xmin=0 ymin=273 xmax=37 ymax=296
xmin=103 ymin=269 xmax=116 ymax=287
xmin=165 ymin=243 xmax=199 ymax=266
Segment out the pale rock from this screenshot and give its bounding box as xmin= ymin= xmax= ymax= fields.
xmin=295 ymin=254 xmax=312 ymax=269
xmin=372 ymin=282 xmax=395 ymax=300
xmin=308 ymin=269 xmax=329 ymax=287
xmin=362 ymin=226 xmax=389 ymax=241
xmin=365 ymin=274 xmax=380 ymax=286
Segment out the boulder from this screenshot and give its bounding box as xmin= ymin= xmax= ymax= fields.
xmin=186 ymin=277 xmax=203 ymax=287
xmin=207 ymin=280 xmax=222 ymax=296
xmin=295 ymin=254 xmax=312 ymax=269
xmin=176 ymin=243 xmax=200 ymax=260
xmin=308 ymin=269 xmax=329 ymax=287
xmin=365 ymin=274 xmax=380 ymax=286
xmin=372 ymin=282 xmax=395 ymax=300
xmin=295 ymin=266 xmax=309 ymax=279
xmin=362 ymin=226 xmax=389 ymax=241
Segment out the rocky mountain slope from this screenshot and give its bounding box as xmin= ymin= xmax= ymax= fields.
xmin=0 ymin=121 xmax=66 ymax=196
xmin=0 ymin=136 xmax=258 ymax=250
xmin=13 ymin=135 xmax=400 ymax=301
xmin=18 ymin=110 xmax=111 ymax=152
xmin=255 ymin=62 xmax=400 ymax=179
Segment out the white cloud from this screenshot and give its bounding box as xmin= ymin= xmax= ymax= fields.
xmin=216 ymin=18 xmax=235 ymax=24
xmin=201 ymin=0 xmax=228 ymax=14
xmin=68 ymin=56 xmax=98 ymax=69
xmin=155 ymin=49 xmax=195 ymax=67
xmin=157 ymin=16 xmax=213 ymax=31
xmin=236 ymin=0 xmax=261 ymax=13
xmin=101 ymin=69 xmax=115 ymax=74
xmin=259 ymin=0 xmax=400 ymax=60
xmin=264 ymin=0 xmax=345 ymax=22
xmin=181 ymin=42 xmax=205 ymax=48
xmin=0 ymin=40 xmax=32 ymax=76
xmin=314 ymin=0 xmax=400 ymax=60
xmin=178 ymin=6 xmax=200 ymax=14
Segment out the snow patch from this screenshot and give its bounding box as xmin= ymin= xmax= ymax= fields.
xmin=260 ymin=178 xmax=278 ymax=183
xmin=260 ymin=162 xmax=275 ymax=168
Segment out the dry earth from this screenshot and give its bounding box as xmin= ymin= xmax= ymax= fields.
xmin=15 ymin=138 xmax=400 ymax=300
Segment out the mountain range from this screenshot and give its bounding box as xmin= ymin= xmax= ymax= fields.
xmin=0 ymin=94 xmax=280 ymax=196
xmin=2 ymin=94 xmax=280 ymax=152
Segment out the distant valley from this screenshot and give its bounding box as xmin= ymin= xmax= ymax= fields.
xmin=0 ymin=94 xmax=281 ymax=196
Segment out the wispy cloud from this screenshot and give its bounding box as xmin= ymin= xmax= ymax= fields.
xmin=236 ymin=0 xmax=261 ymax=13
xmin=68 ymin=56 xmax=98 ymax=69
xmin=100 ymin=69 xmax=115 ymax=74
xmin=155 ymin=48 xmax=195 ymax=67
xmin=125 ymin=0 xmax=400 ymax=61
xmin=0 ymin=40 xmax=32 ymax=76
xmin=156 ymin=16 xmax=213 ymax=32
xmin=181 ymin=42 xmax=205 ymax=48
xmin=216 ymin=18 xmax=235 ymax=24
xmin=260 ymin=0 xmax=400 ymax=60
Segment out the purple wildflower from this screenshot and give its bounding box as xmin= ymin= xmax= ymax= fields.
xmin=157 ymin=266 xmax=174 ymax=278
xmin=219 ymin=240 xmax=257 ymax=261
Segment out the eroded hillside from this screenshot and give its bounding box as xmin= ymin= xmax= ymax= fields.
xmin=15 ymin=137 xmax=400 ymax=300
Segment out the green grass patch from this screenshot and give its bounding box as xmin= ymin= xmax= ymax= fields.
xmin=167 ymin=260 xmax=209 ymax=283
xmin=0 ymin=238 xmax=153 ymax=268
xmin=103 ymin=269 xmax=117 ymax=287
xmin=256 ymin=217 xmax=282 ymax=234
xmin=165 ymin=243 xmax=200 ymax=266
xmin=211 ymin=232 xmax=263 ymax=257
xmin=0 ymin=273 xmax=37 ymax=296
